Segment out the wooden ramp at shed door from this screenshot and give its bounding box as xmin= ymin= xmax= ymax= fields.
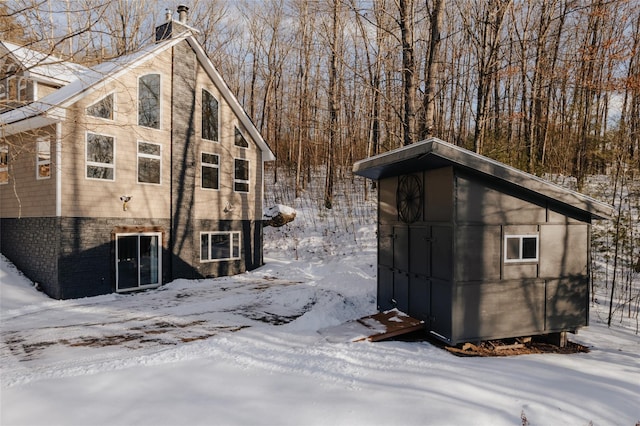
xmin=319 ymin=309 xmax=424 ymax=343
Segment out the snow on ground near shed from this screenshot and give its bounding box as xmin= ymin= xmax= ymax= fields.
xmin=1 ymin=176 xmax=639 ymax=426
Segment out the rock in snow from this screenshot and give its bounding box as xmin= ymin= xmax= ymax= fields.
xmin=263 ymin=204 xmax=296 ymax=227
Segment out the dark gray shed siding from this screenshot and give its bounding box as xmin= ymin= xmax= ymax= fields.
xmin=358 ymin=138 xmax=609 ymax=345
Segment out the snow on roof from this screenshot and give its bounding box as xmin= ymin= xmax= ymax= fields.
xmin=1 ymin=41 xmax=89 ymax=85
xmin=1 ymin=34 xmax=275 ymax=161
xmin=0 ymin=37 xmax=181 ymax=130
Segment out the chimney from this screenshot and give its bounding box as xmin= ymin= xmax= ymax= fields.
xmin=177 ymin=5 xmax=189 ymax=24
xmin=164 ymin=8 xmax=171 ymax=22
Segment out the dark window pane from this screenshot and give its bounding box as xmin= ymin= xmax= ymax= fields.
xmin=87 ymin=94 xmax=114 ymax=119
xmin=87 ymin=134 xmax=114 ymax=164
xmin=202 ymin=166 xmax=219 ymax=189
xmin=202 ymin=152 xmax=218 ymax=165
xmin=139 ymin=74 xmax=160 ymax=128
xmin=522 ymin=237 xmax=538 ymax=259
xmin=235 ymin=159 xmax=249 ymax=180
xmin=201 ymin=234 xmax=209 ymax=261
xmin=506 ymin=237 xmax=520 ymax=260
xmin=139 ymin=142 xmax=160 ymax=156
xmin=202 ymin=89 xmax=218 ymax=141
xmin=87 ymin=165 xmax=114 ymax=180
xmin=234 ymin=181 xmax=249 ymax=192
xmin=232 ymin=233 xmax=240 ymax=258
xmin=234 ymin=127 xmax=248 ymax=148
xmin=211 ymin=234 xmax=230 ymax=259
xmin=117 ymin=236 xmax=138 ymax=290
xmin=138 ymin=157 xmax=160 ymax=184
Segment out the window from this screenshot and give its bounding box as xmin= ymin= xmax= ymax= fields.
xmin=137 ymin=141 xmax=161 ymax=184
xmin=17 ymin=77 xmax=28 ymax=101
xmin=504 ymin=235 xmax=539 ymax=263
xmin=200 ymin=232 xmax=241 ymax=262
xmin=234 ymin=127 xmax=249 ymax=148
xmin=202 ymin=89 xmax=219 ymax=141
xmin=36 ymin=138 xmax=50 ymax=179
xmin=234 ymin=158 xmax=249 ymax=192
xmin=0 ymin=145 xmax=8 ymax=184
xmin=201 ymin=152 xmax=219 ymax=189
xmin=138 ymin=74 xmax=160 ymax=129
xmin=87 ymin=93 xmax=114 ymax=120
xmin=86 ymin=132 xmax=115 ymax=180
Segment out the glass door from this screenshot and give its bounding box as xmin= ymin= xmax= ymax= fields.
xmin=116 ymin=233 xmax=161 ymax=292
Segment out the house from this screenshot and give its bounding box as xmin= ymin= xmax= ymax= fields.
xmin=353 ymin=138 xmax=612 ymax=346
xmin=0 ymin=6 xmax=275 ymax=299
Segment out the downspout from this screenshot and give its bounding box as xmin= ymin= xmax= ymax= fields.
xmin=169 ymin=46 xmax=175 ymax=281
xmin=55 ymin=122 xmax=62 ymax=217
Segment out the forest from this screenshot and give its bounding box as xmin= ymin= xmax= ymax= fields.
xmin=2 ymin=1 xmax=639 ymax=319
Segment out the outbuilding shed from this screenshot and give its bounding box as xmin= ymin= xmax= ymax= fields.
xmin=353 ymin=138 xmax=613 ymax=346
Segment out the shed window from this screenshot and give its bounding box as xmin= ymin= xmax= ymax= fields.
xmin=138 ymin=74 xmax=160 ymax=129
xmin=200 ymin=232 xmax=241 ymax=262
xmin=504 ymin=235 xmax=538 ymax=263
xmin=202 ymin=89 xmax=219 ymax=141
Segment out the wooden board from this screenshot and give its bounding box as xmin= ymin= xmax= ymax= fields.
xmin=319 ymin=309 xmax=424 ymax=343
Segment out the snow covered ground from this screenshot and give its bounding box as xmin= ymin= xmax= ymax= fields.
xmin=1 ymin=175 xmax=639 ymax=426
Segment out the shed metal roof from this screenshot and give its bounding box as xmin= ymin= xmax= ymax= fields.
xmin=353 ymin=137 xmax=613 ymax=220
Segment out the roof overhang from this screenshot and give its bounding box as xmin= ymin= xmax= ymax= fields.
xmin=353 ymin=138 xmax=613 ymax=220
xmin=1 ymin=106 xmax=65 ymax=137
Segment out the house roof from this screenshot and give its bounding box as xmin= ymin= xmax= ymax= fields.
xmin=1 ymin=41 xmax=89 ymax=86
xmin=353 ymin=137 xmax=613 ymax=220
xmin=0 ymin=34 xmax=275 ymax=162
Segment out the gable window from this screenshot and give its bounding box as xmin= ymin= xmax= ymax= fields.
xmin=36 ymin=138 xmax=51 ymax=180
xmin=87 ymin=93 xmax=114 ymax=120
xmin=138 ymin=74 xmax=160 ymax=129
xmin=201 ymin=152 xmax=219 ymax=190
xmin=202 ymin=89 xmax=219 ymax=141
xmin=0 ymin=145 xmax=8 ymax=184
xmin=200 ymin=231 xmax=241 ymax=262
xmin=234 ymin=127 xmax=249 ymax=148
xmin=234 ymin=158 xmax=249 ymax=193
xmin=504 ymin=235 xmax=539 ymax=263
xmin=137 ymin=141 xmax=161 ymax=184
xmin=86 ymin=132 xmax=115 ymax=180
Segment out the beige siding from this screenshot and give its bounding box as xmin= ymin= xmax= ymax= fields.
xmin=192 ymin=56 xmax=263 ymax=221
xmin=59 ymin=48 xmax=174 ymax=219
xmin=4 ymin=40 xmax=265 ymax=224
xmin=0 ymin=125 xmax=57 ymax=217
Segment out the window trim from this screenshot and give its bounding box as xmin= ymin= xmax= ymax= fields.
xmin=201 ymin=88 xmax=219 ymax=142
xmin=86 ymin=92 xmax=116 ymax=121
xmin=85 ymin=131 xmax=116 ymax=181
xmin=137 ymin=73 xmax=162 ymax=130
xmin=233 ymin=157 xmax=250 ymax=193
xmin=36 ymin=137 xmax=51 ymax=180
xmin=504 ymin=234 xmax=539 ymax=263
xmin=137 ymin=141 xmax=162 ymax=185
xmin=200 ymin=231 xmax=241 ymax=262
xmin=201 ymin=151 xmax=220 ymax=190
xmin=0 ymin=144 xmax=8 ymax=185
